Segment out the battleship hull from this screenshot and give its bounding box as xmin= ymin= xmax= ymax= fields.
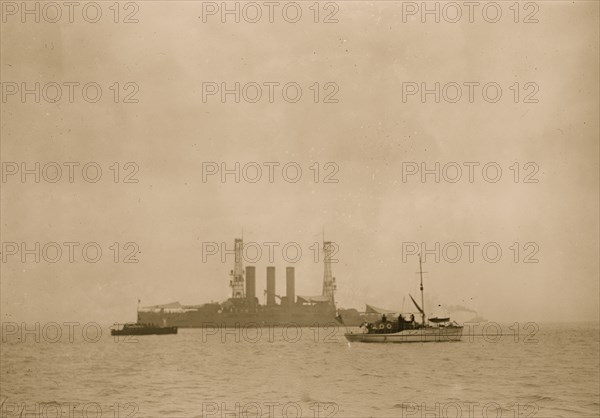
xmin=138 ymin=305 xmax=346 ymax=328
xmin=344 ymin=326 xmax=463 ymax=343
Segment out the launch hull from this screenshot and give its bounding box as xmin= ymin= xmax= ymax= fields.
xmin=110 ymin=324 xmax=178 ymax=336
xmin=344 ymin=326 xmax=463 ymax=343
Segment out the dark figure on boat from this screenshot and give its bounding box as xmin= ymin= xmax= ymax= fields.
xmin=398 ymin=314 xmax=405 ymax=331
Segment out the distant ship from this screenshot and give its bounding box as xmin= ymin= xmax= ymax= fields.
xmin=110 ymin=323 xmax=178 ymax=336
xmin=344 ymin=255 xmax=463 ymax=343
xmin=137 ymin=238 xmax=369 ymax=327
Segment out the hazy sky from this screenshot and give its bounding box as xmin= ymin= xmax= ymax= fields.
xmin=1 ymin=1 xmax=598 ymax=324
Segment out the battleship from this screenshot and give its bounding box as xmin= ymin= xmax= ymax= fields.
xmin=137 ymin=238 xmax=374 ymax=327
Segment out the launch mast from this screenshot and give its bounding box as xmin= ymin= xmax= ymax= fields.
xmin=418 ymin=254 xmax=426 ymax=326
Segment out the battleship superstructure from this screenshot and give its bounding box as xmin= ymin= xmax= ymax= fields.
xmin=137 ymin=238 xmax=366 ymax=327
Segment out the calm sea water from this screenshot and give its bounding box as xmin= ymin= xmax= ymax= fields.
xmin=1 ymin=322 xmax=598 ymax=418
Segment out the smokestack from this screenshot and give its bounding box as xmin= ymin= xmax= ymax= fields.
xmin=266 ymin=266 xmax=276 ymax=306
xmin=245 ymin=266 xmax=256 ymax=305
xmin=286 ymin=267 xmax=295 ymax=308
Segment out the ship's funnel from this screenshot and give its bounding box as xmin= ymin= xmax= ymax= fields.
xmin=286 ymin=267 xmax=295 ymax=308
xmin=266 ymin=266 xmax=276 ymax=306
xmin=245 ymin=266 xmax=256 ymax=305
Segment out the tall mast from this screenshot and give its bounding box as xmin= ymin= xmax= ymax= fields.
xmin=322 ymin=237 xmax=336 ymax=304
xmin=230 ymin=238 xmax=245 ymax=298
xmin=419 ymin=254 xmax=426 ymax=326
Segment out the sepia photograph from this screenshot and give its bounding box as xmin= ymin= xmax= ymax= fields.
xmin=1 ymin=1 xmax=599 ymax=417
